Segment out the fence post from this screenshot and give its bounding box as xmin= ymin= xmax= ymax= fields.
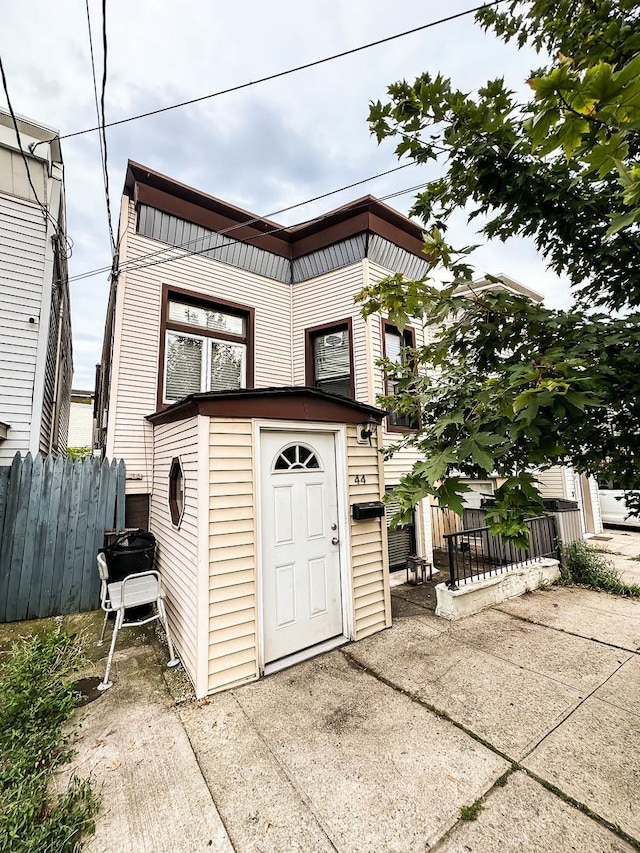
xmin=447 ymin=535 xmax=458 ymax=590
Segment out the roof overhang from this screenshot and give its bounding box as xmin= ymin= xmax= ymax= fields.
xmin=456 ymin=274 xmax=544 ymax=304
xmin=146 ymin=386 xmax=386 ymax=427
xmin=125 ymin=161 xmax=427 ymax=260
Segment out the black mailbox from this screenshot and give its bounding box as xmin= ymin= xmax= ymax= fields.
xmin=352 ymin=501 xmax=386 ymax=520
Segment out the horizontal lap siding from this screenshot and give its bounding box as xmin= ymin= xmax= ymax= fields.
xmin=111 ymin=201 xmax=292 ymax=492
xmin=537 ymin=466 xmax=569 ymax=498
xmin=150 ymin=417 xmax=200 ymax=684
xmin=346 ymin=425 xmax=389 ymax=639
xmin=291 ymin=262 xmax=368 ymax=398
xmin=208 ymin=418 xmax=258 ymax=692
xmin=0 ymin=195 xmax=46 ymax=462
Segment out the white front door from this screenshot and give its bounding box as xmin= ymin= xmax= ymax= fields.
xmin=261 ymin=430 xmax=344 ymax=665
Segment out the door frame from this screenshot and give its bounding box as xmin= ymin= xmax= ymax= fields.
xmin=254 ymin=420 xmax=354 ymax=675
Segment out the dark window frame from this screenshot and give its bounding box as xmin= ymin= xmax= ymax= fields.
xmin=381 ymin=318 xmax=418 ymax=433
xmin=168 ymin=456 xmax=185 ymax=527
xmin=157 ymin=283 xmax=255 ymax=409
xmin=304 ymin=318 xmax=355 ymax=400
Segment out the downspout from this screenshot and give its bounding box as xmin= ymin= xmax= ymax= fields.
xmin=48 ymin=261 xmax=64 ymax=454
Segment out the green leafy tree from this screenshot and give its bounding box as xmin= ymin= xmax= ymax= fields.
xmin=359 ymin=0 xmax=640 ymax=541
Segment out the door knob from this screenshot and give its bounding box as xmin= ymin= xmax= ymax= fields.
xmin=331 ymin=537 xmax=340 ymax=546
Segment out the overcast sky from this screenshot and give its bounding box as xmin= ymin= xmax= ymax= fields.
xmin=2 ymin=0 xmax=573 ymax=388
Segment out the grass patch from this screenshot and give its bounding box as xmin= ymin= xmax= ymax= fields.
xmin=460 ymin=801 xmax=484 ymax=821
xmin=559 ymin=541 xmax=640 ymax=597
xmin=0 ymin=628 xmax=98 ymax=852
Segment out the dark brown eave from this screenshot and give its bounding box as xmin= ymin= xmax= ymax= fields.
xmin=125 ymin=161 xmax=427 ymax=261
xmin=126 ymin=161 xmax=291 ymax=257
xmin=288 ymin=195 xmax=426 ymax=258
xmin=146 ymin=386 xmax=386 ymax=427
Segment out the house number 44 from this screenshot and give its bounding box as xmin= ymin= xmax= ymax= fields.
xmin=354 ymin=474 xmax=367 ymax=484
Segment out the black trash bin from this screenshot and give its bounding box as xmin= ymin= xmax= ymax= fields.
xmin=101 ymin=529 xmax=156 ymax=583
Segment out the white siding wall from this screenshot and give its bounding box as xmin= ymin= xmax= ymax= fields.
xmin=109 ymin=200 xmax=293 ymax=492
xmin=67 ymin=400 xmax=93 ymax=447
xmin=0 ymin=193 xmax=47 ymax=462
xmin=150 ymin=416 xmax=200 ymax=686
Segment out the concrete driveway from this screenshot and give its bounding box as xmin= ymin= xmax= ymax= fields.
xmin=13 ymin=574 xmax=638 ymax=852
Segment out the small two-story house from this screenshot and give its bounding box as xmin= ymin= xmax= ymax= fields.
xmin=96 ymin=163 xmax=601 ymax=697
xmin=96 ymin=162 xmax=435 ymax=696
xmin=0 ymin=110 xmax=72 ymax=463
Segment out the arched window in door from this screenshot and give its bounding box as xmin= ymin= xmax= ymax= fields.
xmin=273 ymin=443 xmax=322 ymax=472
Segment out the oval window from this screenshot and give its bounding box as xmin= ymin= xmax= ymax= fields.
xmin=273 ymin=443 xmax=322 ymax=472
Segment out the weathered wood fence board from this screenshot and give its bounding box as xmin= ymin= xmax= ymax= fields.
xmin=0 ymin=452 xmax=125 ymax=622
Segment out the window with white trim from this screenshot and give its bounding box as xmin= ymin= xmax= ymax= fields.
xmin=164 ymin=295 xmax=249 ymax=403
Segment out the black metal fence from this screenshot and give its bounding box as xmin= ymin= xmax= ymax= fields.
xmin=443 ymin=514 xmax=559 ymax=589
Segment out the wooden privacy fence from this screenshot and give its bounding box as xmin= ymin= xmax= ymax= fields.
xmin=0 ymin=453 xmax=125 ymax=623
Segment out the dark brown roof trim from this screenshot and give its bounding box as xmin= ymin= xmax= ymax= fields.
xmin=146 ymin=386 xmax=386 ymax=426
xmin=125 ymin=161 xmax=427 ymax=260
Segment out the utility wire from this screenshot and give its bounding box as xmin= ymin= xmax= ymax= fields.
xmin=68 ymin=176 xmax=430 ymax=284
xmin=67 ymin=161 xmax=419 ymax=282
xmin=99 ymin=0 xmax=116 ymax=253
xmin=85 ymin=0 xmax=115 ymax=253
xmin=55 ymin=1 xmax=505 ymax=142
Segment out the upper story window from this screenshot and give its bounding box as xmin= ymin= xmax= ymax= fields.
xmin=305 ymin=319 xmax=354 ymax=399
xmin=162 ymin=286 xmax=253 ymax=404
xmin=382 ymin=319 xmax=418 ymax=431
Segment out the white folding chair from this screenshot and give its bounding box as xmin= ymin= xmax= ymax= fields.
xmin=97 ymin=552 xmax=179 ymax=691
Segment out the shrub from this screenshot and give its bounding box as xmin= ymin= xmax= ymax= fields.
xmin=0 ymin=629 xmax=98 ymax=852
xmin=559 ymin=541 xmax=640 ymax=597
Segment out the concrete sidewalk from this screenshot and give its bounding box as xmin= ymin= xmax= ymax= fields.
xmin=589 ymin=526 xmax=640 ymax=586
xmin=5 ymin=582 xmax=638 ymax=852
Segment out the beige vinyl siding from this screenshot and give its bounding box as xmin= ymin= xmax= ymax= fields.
xmin=208 ymin=418 xmax=258 ymax=693
xmin=109 ymin=200 xmax=293 ymax=492
xmin=0 ymin=193 xmax=47 ymax=462
xmin=150 ymin=416 xmax=200 ymax=685
xmin=537 ymin=466 xmax=576 ymax=499
xmin=291 ymin=261 xmax=368 ymax=399
xmin=347 ymin=424 xmax=390 ymax=639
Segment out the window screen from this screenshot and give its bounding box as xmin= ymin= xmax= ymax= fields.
xmin=209 ymin=341 xmax=244 ymax=391
xmin=165 ymin=333 xmax=203 ymax=401
xmin=310 ymin=326 xmax=353 ymax=398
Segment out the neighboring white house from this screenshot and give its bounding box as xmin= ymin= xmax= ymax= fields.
xmin=67 ymin=389 xmax=94 ymax=449
xmin=0 ymin=109 xmax=72 ymax=463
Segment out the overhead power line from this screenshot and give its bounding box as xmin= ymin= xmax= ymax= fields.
xmin=57 ymin=1 xmax=505 ymax=142
xmin=68 ymin=161 xmax=418 ymax=282
xmin=98 ymin=0 xmax=116 ymax=254
xmin=85 ymin=0 xmax=115 ymax=253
